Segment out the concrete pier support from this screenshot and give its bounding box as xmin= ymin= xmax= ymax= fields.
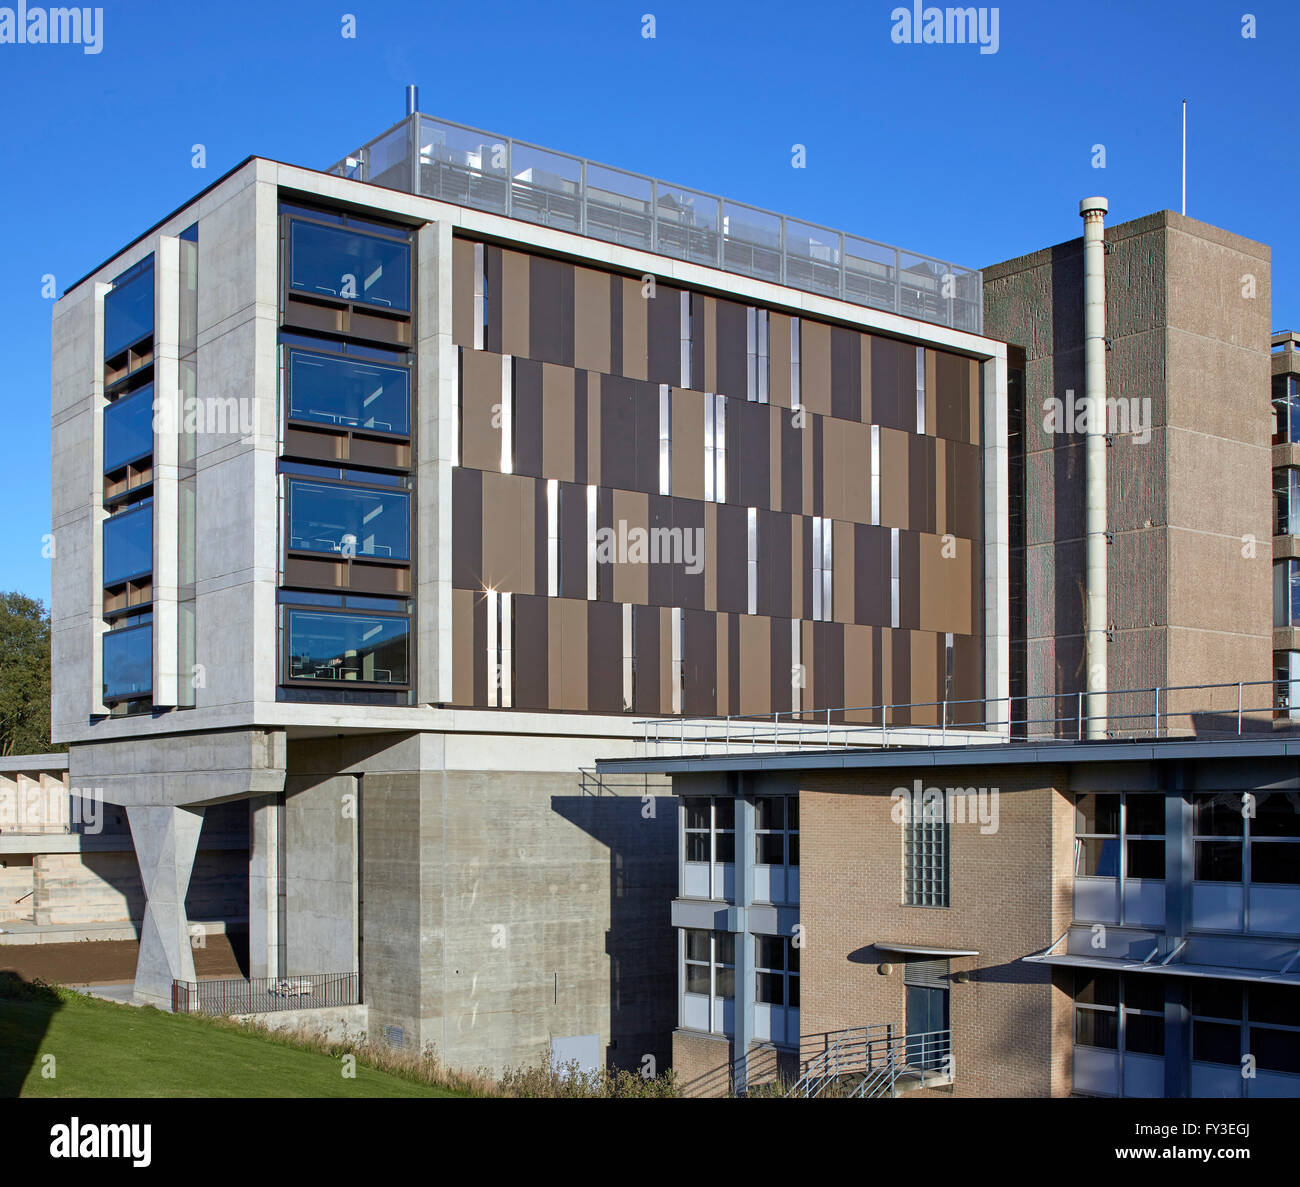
xmin=126 ymin=804 xmax=205 ymax=1007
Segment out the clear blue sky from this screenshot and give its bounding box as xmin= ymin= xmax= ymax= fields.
xmin=2 ymin=0 xmax=1294 ymax=607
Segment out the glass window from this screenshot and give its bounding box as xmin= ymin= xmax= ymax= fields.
xmin=103 ymin=623 xmax=151 ymax=701
xmin=1251 ymin=842 xmax=1300 ymax=885
xmin=288 ymin=219 xmax=410 ymax=311
xmin=103 ymin=385 xmax=154 ymax=472
xmin=1076 ymin=837 xmax=1120 ymax=877
xmin=104 ymin=258 xmax=154 ymax=358
xmin=1075 ymin=1007 xmax=1117 ymax=1050
xmin=1275 ymin=468 xmax=1299 ymax=537
xmin=684 ymin=928 xmax=710 ymax=963
xmin=1193 ymin=981 xmax=1242 ymax=1021
xmin=1196 ymin=793 xmax=1245 ymax=837
xmin=1192 ymin=1020 xmax=1240 ymax=1065
xmin=1195 ymin=841 xmax=1243 ymax=882
xmin=1124 ymin=1011 xmax=1164 ymax=1056
xmin=904 ymin=788 xmax=948 ymax=906
xmin=1126 ymin=839 xmax=1165 ymax=879
xmin=1126 ymin=795 xmax=1164 ymax=836
xmin=286 ymin=609 xmax=409 ymax=684
xmin=1251 ymin=1026 xmax=1300 ymax=1075
xmin=286 ymin=348 xmax=410 ymax=435
xmin=1076 ymin=793 xmax=1120 ymax=836
xmin=1275 ymin=560 xmax=1300 ymax=628
xmin=286 ymin=479 xmax=410 ymax=561
xmin=1075 ymin=973 xmax=1119 ymax=1007
xmin=1252 ymin=791 xmax=1300 ymax=839
xmin=102 ymin=502 xmax=153 ymax=586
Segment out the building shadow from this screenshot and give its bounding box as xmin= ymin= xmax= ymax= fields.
xmin=0 ymin=973 xmax=63 ymax=1098
xmin=551 ymin=780 xmax=676 ymax=1076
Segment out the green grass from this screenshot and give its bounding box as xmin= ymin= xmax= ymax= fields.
xmin=0 ymin=983 xmax=470 ymax=1099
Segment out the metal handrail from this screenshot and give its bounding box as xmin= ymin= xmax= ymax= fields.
xmin=634 ymin=678 xmax=1295 ymax=756
xmin=326 ymin=113 xmax=982 ymax=334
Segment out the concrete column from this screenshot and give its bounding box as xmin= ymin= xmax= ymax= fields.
xmin=152 ymin=236 xmax=181 ymax=706
xmin=248 ymin=794 xmax=281 ymax=979
xmin=126 ymin=804 xmax=205 ymax=1007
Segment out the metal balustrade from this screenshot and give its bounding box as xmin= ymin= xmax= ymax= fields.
xmin=327 ymin=114 xmax=982 ymax=334
xmin=634 ymin=679 xmax=1300 ymax=757
xmin=788 ymin=1024 xmax=953 ymax=1098
xmin=171 ymin=972 xmax=359 ymax=1016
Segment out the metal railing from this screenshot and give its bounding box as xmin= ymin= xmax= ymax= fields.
xmin=327 ymin=114 xmax=983 ymax=334
xmin=171 ymin=972 xmax=359 ymax=1016
xmin=636 ymin=679 xmax=1300 ymax=757
xmin=788 ymin=1024 xmax=895 ymax=1097
xmin=849 ymin=1028 xmax=953 ymax=1099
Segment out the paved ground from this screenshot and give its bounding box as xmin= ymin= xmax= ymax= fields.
xmin=0 ymin=931 xmax=247 ymax=986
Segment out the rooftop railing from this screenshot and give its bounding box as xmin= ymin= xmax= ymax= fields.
xmin=327 ymin=114 xmax=983 ymax=335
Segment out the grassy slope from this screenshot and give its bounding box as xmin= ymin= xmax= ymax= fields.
xmin=0 ymin=989 xmax=467 ymax=1099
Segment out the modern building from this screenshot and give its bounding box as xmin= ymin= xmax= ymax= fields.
xmin=596 ymin=732 xmax=1300 ymax=1098
xmin=1274 ymin=330 xmax=1300 ymax=714
xmin=48 ymin=101 xmax=1008 ymax=1074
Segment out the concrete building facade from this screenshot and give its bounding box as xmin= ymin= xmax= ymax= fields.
xmin=48 ymin=110 xmax=1008 ymax=1074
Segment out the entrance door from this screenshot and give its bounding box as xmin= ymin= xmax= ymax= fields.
xmin=904 ymin=966 xmax=950 ymax=1070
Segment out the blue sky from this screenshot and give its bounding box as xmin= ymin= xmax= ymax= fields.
xmin=1 ymin=0 xmax=1294 ymax=606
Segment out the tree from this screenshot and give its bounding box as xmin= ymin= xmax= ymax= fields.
xmin=0 ymin=592 xmax=62 ymax=755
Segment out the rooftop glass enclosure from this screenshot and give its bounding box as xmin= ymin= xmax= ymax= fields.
xmin=328 ymin=114 xmax=983 ymax=335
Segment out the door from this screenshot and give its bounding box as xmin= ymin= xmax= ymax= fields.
xmin=905 ymin=983 xmax=949 ymax=1069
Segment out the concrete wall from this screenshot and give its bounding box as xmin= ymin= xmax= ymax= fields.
xmin=984 ymin=211 xmax=1272 ymax=731
xmin=797 ymin=765 xmax=1075 ymax=1098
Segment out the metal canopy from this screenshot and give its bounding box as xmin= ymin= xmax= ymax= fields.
xmin=875 ymin=942 xmax=979 ymax=957
xmin=1024 ymin=951 xmax=1300 ymax=987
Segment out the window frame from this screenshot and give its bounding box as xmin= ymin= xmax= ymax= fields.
xmin=284 ymin=212 xmax=414 ymax=314
xmin=282 ymin=341 xmax=412 ymax=439
xmin=903 ymin=786 xmax=949 ymax=908
xmin=280 ymin=602 xmax=412 ymax=690
xmin=283 ymin=473 xmax=413 ymax=564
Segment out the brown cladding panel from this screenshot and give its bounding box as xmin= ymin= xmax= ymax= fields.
xmin=897 ymin=529 xmax=920 ymax=631
xmin=600 ymin=374 xmax=637 ymax=491
xmin=573 ymin=265 xmax=611 ymax=374
xmin=870 ymin=336 xmax=910 ymax=433
xmin=908 ymin=434 xmax=937 ymax=536
xmin=528 ymin=255 xmax=574 ymax=367
xmin=952 ymin=633 xmax=983 ymax=724
xmin=500 ymin=248 xmax=530 ymax=358
xmin=485 ymin=247 xmax=503 ymax=355
xmin=833 ymin=520 xmax=854 ymax=625
xmin=817 ymin=622 xmax=845 ymax=719
xmin=479 ymin=471 xmax=524 ymax=593
xmin=781 ymin=416 xmax=803 ymax=515
xmin=890 ymin=629 xmax=911 ymax=723
xmin=800 ymin=320 xmax=831 ymax=417
xmin=647 ymin=283 xmax=682 ymax=386
xmin=513 ymin=594 xmax=549 ymax=710
xmin=770 ymin=616 xmax=792 ymax=715
xmin=910 ymin=631 xmax=939 ymax=725
xmin=633 ymin=380 xmax=661 ymax=494
xmin=714 ymin=503 xmax=749 ymax=615
xmin=714 ymin=298 xmax=747 ymax=400
xmin=769 ymin=313 xmax=792 ymax=408
xmin=843 ymin=421 xmax=871 ymax=524
xmin=633 ymin=604 xmax=661 ymax=714
xmin=541 ymin=363 xmax=576 ymax=482
xmin=737 ymin=615 xmax=770 ymax=716
xmin=843 ymin=623 xmax=874 ymax=722
xmin=647 ymin=494 xmax=673 ymax=608
xmin=830 ymin=326 xmax=862 ymax=422
xmin=612 ymin=489 xmax=650 ymax=605
xmin=557 ymin=481 xmax=587 ymax=600
xmin=586 ymin=601 xmax=623 ymax=713
xmin=452 ymin=237 xmax=476 ymax=348
xmin=672 ymin=389 xmax=707 ymax=501
xmin=558 ymin=598 xmax=589 ymax=711
xmin=820 ymin=416 xmax=844 ymax=521
xmin=452 ymin=587 xmax=475 ymax=706
xmin=472 ymin=588 xmax=488 ymax=706
xmin=761 ymin=510 xmax=792 ymax=619
xmin=513 ymin=357 xmax=544 ymax=478
xmin=622 ymin=277 xmax=649 ymax=381
xmin=935 ymin=349 xmax=969 ymax=443
xmin=452 ymin=466 xmax=483 ymax=589
xmin=673 ymin=497 xmax=706 ymax=610
xmin=738 ymin=400 xmax=771 ymax=509
xmin=879 ymin=427 xmax=909 ymax=529
xmin=533 ymin=481 xmax=548 ymax=595
xmin=460 ymin=348 xmax=503 ymax=473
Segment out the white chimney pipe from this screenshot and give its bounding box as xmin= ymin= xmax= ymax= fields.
xmin=1080 ymin=197 xmax=1108 ymax=739
xmin=406 ymin=85 xmax=419 ymax=116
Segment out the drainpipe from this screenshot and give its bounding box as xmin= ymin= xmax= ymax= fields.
xmin=1080 ymin=197 xmax=1108 ymax=739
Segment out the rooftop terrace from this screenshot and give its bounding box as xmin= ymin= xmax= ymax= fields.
xmin=329 ymin=113 xmax=983 ymax=335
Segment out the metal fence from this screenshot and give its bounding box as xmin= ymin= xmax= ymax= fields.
xmin=171 ymin=972 xmax=359 ymax=1016
xmin=636 ymin=679 xmax=1300 ymax=756
xmin=327 ymin=114 xmax=983 ymax=335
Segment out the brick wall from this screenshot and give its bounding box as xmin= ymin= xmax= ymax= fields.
xmin=799 ymin=765 xmax=1075 ymax=1097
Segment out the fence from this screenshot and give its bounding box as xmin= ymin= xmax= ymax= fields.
xmin=171 ymin=972 xmax=359 ymax=1016
xmin=327 ymin=113 xmax=983 ymax=335
xmin=636 ymin=679 xmax=1300 ymax=756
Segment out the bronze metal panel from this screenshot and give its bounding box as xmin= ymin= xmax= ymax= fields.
xmin=860 ymin=332 xmax=873 ymax=423
xmin=452 ymin=466 xmax=482 ymax=590
xmin=547 ymin=599 xmax=565 ymax=707
xmin=769 ymin=615 xmax=792 ymax=716
xmin=890 ymin=629 xmax=910 ymax=723
xmin=500 ymin=248 xmax=530 ymax=358
xmin=560 ymin=597 xmax=589 ymax=710
xmin=608 ymin=274 xmax=623 ymax=375
xmin=472 ymin=588 xmax=488 ymax=706
xmin=738 ymin=400 xmax=771 ymax=509
xmin=924 ymin=349 xmax=938 ymax=437
xmin=659 ymin=605 xmax=673 ymax=714
xmin=672 ymin=388 xmax=707 ymax=501
xmin=769 ymin=312 xmax=792 ymax=407
xmin=613 ymin=489 xmax=650 ymax=605
xmin=935 ymin=438 xmax=947 ymax=535
xmin=843 ymin=421 xmax=871 ymax=524
xmin=898 ymin=529 xmax=919 ymax=631
xmin=843 ymin=623 xmax=874 ymax=721
xmin=647 ymin=282 xmax=681 ymax=385
xmin=601 ymin=373 xmax=637 ymax=492
xmin=587 ymin=371 xmax=602 ymax=483
xmin=935 ymin=349 xmax=968 ymax=442
xmin=801 ymin=413 xmax=814 ymax=513
xmin=879 ymin=427 xmax=909 ymax=529
xmin=735 ymin=612 xmax=767 ymax=716
xmin=781 ymin=413 xmax=803 ymax=514
xmin=833 ymin=519 xmax=854 ymax=625
xmin=586 ymin=601 xmax=622 ymax=713
xmin=673 ymin=497 xmax=706 ymax=610
xmin=529 ymin=255 xmax=574 ymax=367
xmin=910 ymin=630 xmax=939 ymax=725
xmin=683 ymin=609 xmax=716 ymax=716
xmin=513 ymin=594 xmax=549 ymax=710
xmin=821 ymin=417 xmax=844 ymax=521
xmin=485 ymin=247 xmax=503 ymax=354
xmin=460 ymin=348 xmax=503 ymax=473
xmin=909 ymin=434 xmax=937 ymax=536
xmin=513 ymin=357 xmax=544 ymax=478
xmin=791 ymin=514 xmax=804 ymax=619
xmin=633 ymin=603 xmax=660 ymax=714
xmin=768 ymin=406 xmax=783 ymax=511
xmin=558 ymin=481 xmax=588 ymax=600
xmin=573 ymin=265 xmax=611 ymax=374
xmin=452 ymin=237 xmax=476 ymax=349
xmin=761 ymin=510 xmax=792 ymax=619
xmin=634 ymin=379 xmax=661 ymax=494
xmin=870 ymin=336 xmax=911 ymax=433
xmin=705 ymin=502 xmax=718 ymax=610
xmin=453 ymin=587 xmax=475 ymax=705
xmin=702 ymin=296 xmax=717 ymax=393
xmin=479 ymin=470 xmax=524 ymax=593
xmin=541 ymin=362 xmax=576 ymax=482
xmin=853 ymin=523 xmax=889 ymax=627
xmin=800 ymin=619 xmax=815 ymax=713
xmin=714 ymin=298 xmax=747 ymax=399
xmin=714 ymin=503 xmax=748 ymax=615
xmin=716 ymin=612 xmax=730 ymax=715
xmin=800 ymin=319 xmax=831 ymax=417
xmin=622 ymin=277 xmax=649 ymax=381
xmin=647 ymin=494 xmax=673 ymax=608
xmin=811 ymin=416 xmax=823 ymax=517
xmin=952 ymin=633 xmax=983 ymax=723
xmin=969 ymin=358 xmax=981 ymax=446
xmin=830 ymin=326 xmax=862 ymax=422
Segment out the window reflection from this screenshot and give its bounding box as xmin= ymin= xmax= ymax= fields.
xmin=288 ymin=220 xmax=410 ymax=311
xmin=286 ymin=609 xmax=409 ymax=684
xmin=286 ymin=479 xmax=410 ymax=560
xmin=286 ymin=348 xmax=410 ymax=434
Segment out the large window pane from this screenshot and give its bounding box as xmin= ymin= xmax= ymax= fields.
xmin=756 ymin=972 xmax=783 ymax=1004
xmin=104 ymin=260 xmax=154 ymax=357
xmin=1075 ymin=972 xmax=1119 ymax=1007
xmin=1076 ymin=793 xmax=1119 ymax=836
xmin=1125 ymin=795 xmax=1164 ymax=836
xmin=1075 ymin=1009 xmax=1117 ymax=1049
xmin=1193 ymin=982 xmax=1242 ymax=1021
xmin=684 ymin=963 xmax=710 ymax=995
xmin=1195 ymin=840 xmax=1243 ymax=882
xmin=1196 ymin=794 xmax=1246 ymax=837
xmin=1251 ymin=842 xmax=1300 ymax=885
xmin=1251 ymin=1026 xmax=1300 ymax=1075
xmin=684 ymin=929 xmax=710 ymax=962
xmin=102 ymin=503 xmax=153 ymax=585
xmin=287 ymin=480 xmax=410 ymax=560
xmin=103 ymin=625 xmax=151 ymax=700
xmin=685 ymin=834 xmax=708 ymax=863
xmin=103 ymin=385 xmax=154 ymax=472
xmin=755 ymin=796 xmax=785 ymax=830
xmin=1250 ymin=985 xmax=1296 ymax=1026
xmin=755 ymin=936 xmax=785 ymax=971
xmin=288 ymin=220 xmax=410 ymax=311
xmin=1126 ymin=839 xmax=1165 ymax=879
xmin=286 ymin=610 xmax=409 ymax=684
xmin=683 ymin=798 xmax=709 ymax=831
xmin=756 ymin=833 xmax=785 ymax=866
xmin=714 ymin=833 xmax=735 ymax=864
xmin=1253 ymin=791 xmax=1300 ymax=839
xmin=286 ymin=348 xmax=410 ymax=434
xmin=1193 ymin=1020 xmax=1241 ymax=1066
xmin=1125 ymin=1011 xmax=1165 ymax=1056
xmin=1077 ymin=837 xmax=1120 ymax=877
